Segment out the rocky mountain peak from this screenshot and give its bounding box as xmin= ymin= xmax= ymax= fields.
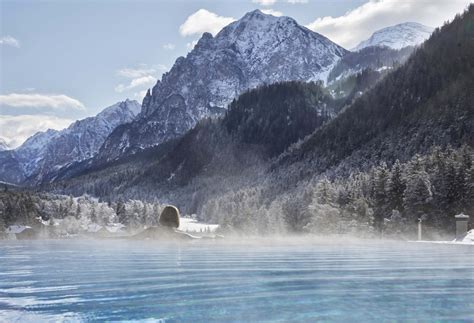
xmin=242 ymin=9 xmax=266 ymax=19
xmin=99 ymin=10 xmax=348 ymax=162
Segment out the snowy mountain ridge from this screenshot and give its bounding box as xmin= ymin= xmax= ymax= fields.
xmin=0 ymin=99 xmax=141 ymax=184
xmin=353 ymin=22 xmax=434 ymax=51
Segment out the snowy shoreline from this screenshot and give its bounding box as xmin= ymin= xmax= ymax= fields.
xmin=411 ymin=229 xmax=474 ymax=246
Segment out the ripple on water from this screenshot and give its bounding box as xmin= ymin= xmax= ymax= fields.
xmin=0 ymin=239 xmax=472 ymax=321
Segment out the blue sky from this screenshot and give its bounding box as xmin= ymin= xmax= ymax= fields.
xmin=0 ymin=0 xmax=470 ymax=147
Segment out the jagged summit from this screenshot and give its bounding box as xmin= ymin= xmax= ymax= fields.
xmin=102 ymin=10 xmax=348 ymax=161
xmin=242 ymin=9 xmax=267 ymax=18
xmin=353 ymin=22 xmax=434 ymax=51
xmin=213 ymin=9 xmax=343 ymax=75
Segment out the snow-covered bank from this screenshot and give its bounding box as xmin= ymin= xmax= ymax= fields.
xmin=414 ymin=230 xmax=474 ymax=246
xmin=178 ymin=217 xmax=219 ymax=233
xmin=415 ymin=240 xmax=474 ymax=246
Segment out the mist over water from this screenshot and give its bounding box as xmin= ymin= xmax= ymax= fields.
xmin=0 ymin=238 xmax=473 ymax=321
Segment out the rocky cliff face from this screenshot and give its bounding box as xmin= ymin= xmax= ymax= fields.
xmin=0 ymin=99 xmax=140 ymax=184
xmin=97 ymin=10 xmax=348 ymax=161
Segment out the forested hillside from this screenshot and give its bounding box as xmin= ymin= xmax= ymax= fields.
xmin=201 ymin=145 xmax=473 ymax=238
xmin=280 ymin=7 xmax=474 ymax=176
xmin=47 ymin=82 xmax=337 ymax=203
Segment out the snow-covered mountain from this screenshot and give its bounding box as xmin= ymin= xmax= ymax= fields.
xmin=0 ymin=99 xmax=141 ymax=184
xmin=98 ymin=9 xmax=348 ymax=161
xmin=353 ymin=22 xmax=433 ymax=51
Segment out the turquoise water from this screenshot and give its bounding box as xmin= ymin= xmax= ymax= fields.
xmin=0 ymin=239 xmax=473 ymax=322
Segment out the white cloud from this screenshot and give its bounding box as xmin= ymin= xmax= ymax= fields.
xmin=0 ymin=114 xmax=73 ymax=148
xmin=287 ymin=0 xmax=308 ymax=4
xmin=117 ymin=65 xmax=167 ymax=79
xmin=252 ymin=0 xmax=277 ymax=6
xmin=115 ymin=75 xmax=157 ymax=93
xmin=179 ymin=9 xmax=235 ymax=37
xmin=253 ymin=0 xmax=307 ymax=5
xmin=115 ymin=64 xmax=166 ymax=94
xmin=0 ymin=36 xmax=20 ymax=48
xmin=0 ymin=93 xmax=85 ymax=111
xmin=163 ymin=43 xmax=176 ymax=50
xmin=186 ymin=39 xmax=199 ymax=50
xmin=117 ymin=67 xmax=156 ymax=79
xmin=306 ymin=0 xmax=470 ymax=49
xmin=134 ymin=90 xmax=148 ymax=101
xmin=261 ymin=9 xmax=283 ymax=17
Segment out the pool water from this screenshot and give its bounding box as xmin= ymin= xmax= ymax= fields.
xmin=0 ymin=239 xmax=473 ymax=322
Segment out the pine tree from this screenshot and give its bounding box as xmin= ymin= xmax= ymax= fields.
xmin=373 ymin=163 xmax=389 ymax=230
xmin=403 ymin=170 xmax=432 ymax=222
xmin=0 ymin=205 xmax=6 ymax=232
xmin=75 ymin=204 xmax=82 ymax=219
xmin=90 ymin=206 xmax=97 ymax=223
xmin=116 ymin=200 xmax=127 ymax=225
xmin=315 ymin=178 xmax=334 ymax=205
xmin=387 ymin=160 xmax=405 ymax=212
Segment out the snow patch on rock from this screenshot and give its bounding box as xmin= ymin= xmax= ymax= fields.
xmin=353 ymin=22 xmax=433 ymax=51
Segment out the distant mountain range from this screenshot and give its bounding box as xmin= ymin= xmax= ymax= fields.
xmin=0 ymin=100 xmax=140 ymax=184
xmin=0 ymin=10 xmax=437 ymax=186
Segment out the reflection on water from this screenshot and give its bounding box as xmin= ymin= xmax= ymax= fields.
xmin=0 ymin=239 xmax=473 ymax=321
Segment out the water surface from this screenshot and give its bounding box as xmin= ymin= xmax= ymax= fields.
xmin=0 ymin=239 xmax=473 ymax=322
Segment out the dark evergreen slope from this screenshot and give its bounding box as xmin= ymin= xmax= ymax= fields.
xmin=134 ymin=82 xmax=334 ymax=190
xmin=223 ymin=82 xmax=334 ymax=156
xmin=48 ymin=82 xmax=335 ymax=198
xmin=280 ymin=7 xmax=474 ymax=176
xmin=328 ymin=68 xmax=387 ymax=108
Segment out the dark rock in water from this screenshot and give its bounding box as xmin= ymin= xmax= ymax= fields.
xmin=159 ymin=205 xmax=180 ymax=228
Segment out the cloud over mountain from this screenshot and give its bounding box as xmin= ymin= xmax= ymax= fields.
xmin=179 ymin=9 xmax=235 ymax=36
xmin=0 ymin=114 xmax=72 ymax=148
xmin=0 ymin=93 xmax=85 ymax=111
xmin=306 ymin=0 xmax=470 ymax=48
